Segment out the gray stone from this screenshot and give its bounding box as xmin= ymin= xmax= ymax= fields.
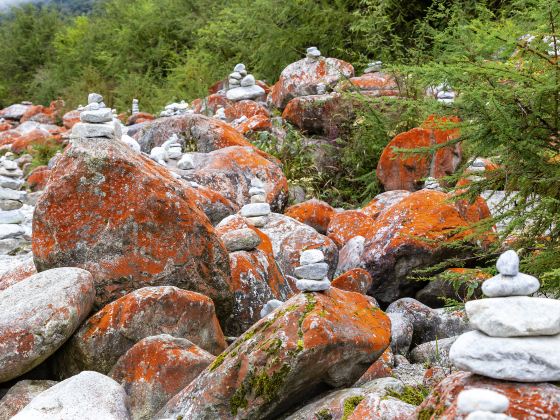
xmin=388 ymin=312 xmax=413 ymax=356
xmin=234 ymin=63 xmax=246 ymax=73
xmin=0 ymin=104 xmax=30 ymax=120
xmin=0 ymin=224 xmax=25 ymax=240
xmin=0 ymin=380 xmax=57 ymax=419
xmin=249 ymin=186 xmax=266 ymax=196
xmin=496 ymin=250 xmax=519 ymax=276
xmin=0 ymin=187 xmax=24 ymax=201
xmin=226 ymin=85 xmax=266 ymax=101
xmin=83 ymin=102 xmax=100 ymax=111
xmin=466 ymin=296 xmax=560 ymax=337
xmin=11 ymin=371 xmax=130 ymax=420
xmin=240 ymin=202 xmax=271 ymax=217
xmin=71 ymin=122 xmax=115 ymax=139
xmin=294 ymin=262 xmax=329 ymax=280
xmin=0 ymin=175 xmax=23 ymax=190
xmin=0 ymin=199 xmax=22 ymax=211
xmin=229 ymin=72 xmax=242 ymax=80
xmin=392 ymin=363 xmax=427 ymax=388
xmin=0 ymin=237 xmax=27 ymax=254
xmin=251 ymin=178 xmax=264 ymax=188
xmin=409 ymin=336 xmax=457 ymax=367
xmin=296 ymin=278 xmax=331 ymax=292
xmin=167 ymin=145 xmax=183 ymax=159
xmin=80 ymin=108 xmax=113 ymax=123
xmin=88 ymin=93 xmax=104 ymax=104
xmin=465 ymin=412 xmax=515 ymax=420
xmin=299 ymin=249 xmax=325 ymax=266
xmin=120 ymin=134 xmax=141 ymax=152
xmin=250 ymin=194 xmax=266 ymax=204
xmin=1 ymin=160 xmax=17 ymax=171
xmin=177 ymin=153 xmax=196 ymax=170
xmin=150 ymin=146 xmax=168 ymax=163
xmin=457 ymin=388 xmax=509 ymax=414
xmin=0 ymin=166 xmax=23 ymax=178
xmin=221 ymin=228 xmax=261 ymax=251
xmin=241 ymin=75 xmax=256 ymax=87
xmin=335 ymin=235 xmax=365 ymax=276
xmin=449 ymin=330 xmax=560 ymax=382
xmin=0 ymin=210 xmax=24 ymax=224
xmin=260 ymin=299 xmax=283 ymax=318
xmin=246 ymin=215 xmax=268 ymax=227
xmin=482 ymin=273 xmax=540 ymax=297
xmin=306 ymin=46 xmax=321 ymax=59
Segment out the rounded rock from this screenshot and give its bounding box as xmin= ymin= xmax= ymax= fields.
xmin=296 ymin=278 xmax=331 ymax=292
xmin=240 ymin=202 xmax=271 ymax=217
xmin=299 ymin=249 xmax=325 ymax=266
xmin=496 ymin=250 xmax=519 ymax=276
xmin=457 ymin=388 xmax=509 ymax=414
xmin=221 ymin=228 xmax=261 ymax=252
xmin=482 ymin=273 xmax=540 ymax=297
xmin=294 ymin=262 xmax=329 ymax=280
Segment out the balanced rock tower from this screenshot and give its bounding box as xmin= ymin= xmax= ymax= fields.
xmin=226 ymin=63 xmax=265 ymax=101
xmin=294 ymin=249 xmax=331 ymax=292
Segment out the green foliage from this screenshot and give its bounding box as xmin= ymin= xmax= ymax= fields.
xmin=341 ymin=395 xmax=364 ymax=420
xmin=28 ymin=140 xmax=64 ymax=171
xmin=386 ymin=385 xmax=431 ymax=406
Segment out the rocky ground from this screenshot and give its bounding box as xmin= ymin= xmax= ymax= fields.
xmin=0 ymin=48 xmax=558 ymax=419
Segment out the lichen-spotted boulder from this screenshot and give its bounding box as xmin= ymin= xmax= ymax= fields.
xmin=332 ymin=268 xmax=373 ymax=294
xmin=415 ymin=371 xmax=560 ymax=419
xmin=0 ymin=380 xmax=57 ymax=419
xmin=284 ymin=198 xmax=336 ymax=234
xmin=109 ymin=335 xmax=214 ymax=420
xmin=0 ymin=258 xmax=36 ymax=292
xmin=55 ymin=286 xmax=226 ymax=378
xmin=326 ymin=210 xmax=376 ymax=248
xmin=0 ymin=268 xmax=94 ymax=383
xmin=156 ymin=287 xmax=391 ymax=419
xmin=32 ymin=135 xmax=233 ymax=318
xmin=361 ymin=190 xmax=410 ymax=219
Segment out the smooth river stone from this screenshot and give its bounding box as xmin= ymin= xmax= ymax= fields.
xmin=496 ymin=250 xmax=519 ymax=276
xmin=240 ymin=202 xmax=271 ymax=217
xmin=296 ymin=278 xmax=331 ymax=292
xmin=449 ymin=330 xmax=560 ymax=382
xmin=299 ymin=249 xmax=325 ymax=266
xmin=466 ymin=296 xmax=560 ymax=337
xmin=457 ymin=388 xmax=509 ymax=414
xmin=482 ymin=273 xmax=539 ymax=297
xmin=294 ymin=262 xmax=329 ymax=280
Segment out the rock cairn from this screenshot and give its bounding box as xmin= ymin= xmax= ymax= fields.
xmin=449 ymin=250 xmax=560 ymax=382
xmin=160 ymin=100 xmax=190 ymax=117
xmin=239 ymin=179 xmax=270 ymax=227
xmin=457 ymin=388 xmax=513 ymax=420
xmin=131 ymin=98 xmax=139 ymax=115
xmin=294 ymin=249 xmax=331 ymax=292
xmin=72 ymin=93 xmax=121 ymax=140
xmin=226 ymin=64 xmax=265 ymax=102
xmin=364 ymin=60 xmax=383 ymax=73
xmin=149 ymin=134 xmax=183 ymax=166
xmin=423 ymin=177 xmax=444 ymax=191
xmin=305 ymin=46 xmax=321 ymax=61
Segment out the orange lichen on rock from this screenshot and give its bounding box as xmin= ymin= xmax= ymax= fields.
xmin=326 ymin=210 xmax=376 ymax=248
xmin=126 ymin=112 xmax=155 ymax=126
xmin=332 ymin=268 xmax=373 ymax=294
xmin=224 ymin=100 xmax=269 ymax=121
xmin=0 ymin=259 xmax=37 ymax=292
xmin=354 ymin=347 xmax=394 ymax=385
xmin=26 ymin=166 xmax=51 ymax=191
xmin=361 ymin=190 xmax=411 ymax=219
xmin=284 ymin=199 xmax=335 ymax=234
xmin=236 ymin=114 xmax=272 ymax=134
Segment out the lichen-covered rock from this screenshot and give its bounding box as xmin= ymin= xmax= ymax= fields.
xmin=235 ymin=114 xmax=272 ymax=135
xmin=12 ymin=371 xmax=131 ymax=420
xmin=269 ymin=56 xmax=354 ymax=109
xmin=186 ymin=182 xmax=239 ymax=225
xmin=259 ymin=213 xmax=338 ymax=278
xmin=0 ymin=380 xmax=57 ymax=420
xmin=335 ymin=71 xmax=400 ymax=97
xmin=361 ymin=190 xmax=411 ymax=219
xmin=126 ymin=112 xmax=155 ymax=126
xmin=361 ymin=190 xmax=478 ymax=304
xmin=0 ymin=268 xmax=95 ymax=383
xmin=415 ymin=371 xmax=560 ymax=419
xmin=55 ymin=286 xmax=226 ymax=378
xmin=26 ymin=165 xmax=51 ymax=191
xmin=348 ymin=393 xmax=415 ymax=420
xmin=0 ymin=258 xmax=36 ymax=292
xmin=224 ymin=100 xmax=269 ymax=121
xmin=109 ymin=335 xmax=214 ymax=420
xmin=283 ymin=198 xmax=335 ymax=234
xmin=285 ymin=388 xmax=366 ymax=420
xmin=376 ymin=116 xmax=462 ymax=192
xmin=157 ymin=288 xmax=391 ymax=419
xmin=180 ymin=146 xmax=288 ymax=212
xmin=62 ymin=110 xmax=81 ymax=129
xmin=335 ymin=235 xmax=366 ymax=276
xmin=354 ymin=348 xmax=394 ymax=385
xmin=331 ymin=268 xmax=373 ymax=294
xmin=32 ymin=135 xmax=233 ymax=318
xmin=326 ymin=210 xmax=376 ymax=248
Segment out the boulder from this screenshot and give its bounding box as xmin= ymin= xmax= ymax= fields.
xmin=335 ymin=235 xmax=366 ymax=276
xmin=361 ymin=190 xmax=479 ymax=304
xmin=0 ymin=268 xmax=94 ymax=383
xmin=126 ymin=112 xmax=155 ymax=126
xmin=0 ymin=104 xmax=32 ymax=121
xmin=62 ymin=110 xmax=81 ymax=129
xmin=55 ymin=286 xmax=226 ymax=377
xmin=326 ymin=210 xmax=376 ymax=248
xmin=376 ymin=116 xmax=462 ymax=192
xmin=157 ymin=288 xmax=390 ymax=419
xmin=283 ymin=199 xmax=335 ymax=234
xmin=109 ymin=335 xmax=214 ymax=420
xmin=269 ymin=57 xmax=354 ymax=109
xmin=331 ymin=268 xmax=373 ymax=294
xmin=180 ymin=146 xmax=288 ymax=212
xmin=224 ymin=100 xmax=269 ymax=121
xmin=0 ymin=380 xmax=57 ymax=420
xmin=186 ymin=182 xmax=239 ymax=225
xmin=409 ymin=336 xmax=458 ymax=367
xmin=361 ymin=190 xmax=410 ymax=219
xmin=26 ymin=166 xmax=51 ymax=191
xmin=32 ymin=135 xmax=233 ymax=319
xmin=335 ymin=71 xmax=400 ymax=97
xmin=354 ymin=348 xmax=394 ymax=385
xmin=0 ymin=258 xmax=36 ymax=291
xmin=11 ymin=371 xmax=130 ymax=420
xmin=415 ymin=371 xmax=560 ymax=419
xmin=348 ymin=393 xmax=415 ymax=420
xmin=235 ymin=114 xmax=272 ymax=134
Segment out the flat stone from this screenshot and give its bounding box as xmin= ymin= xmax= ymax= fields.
xmin=229 ymin=72 xmax=242 ymax=80
xmin=226 ymin=85 xmax=265 ymax=101
xmin=240 ymin=202 xmax=271 ymax=217
xmin=246 ymin=215 xmax=268 ymax=227
xmin=88 ymin=92 xmax=103 ymax=104
xmin=496 ymin=250 xmax=519 ymax=276
xmin=457 ymin=388 xmax=509 ymax=414
xmin=260 ymin=299 xmax=283 ymax=318
xmin=296 ymin=278 xmax=331 ymax=292
xmin=482 ymin=273 xmax=539 ymax=297
xmin=241 ymin=75 xmax=256 ymax=87
xmin=299 ymin=249 xmax=325 ymax=266
xmin=0 ymin=200 xmax=23 ymax=211
xmin=1 ymin=160 xmax=17 ymax=170
xmin=221 ymin=228 xmax=261 ymax=251
xmin=294 ymin=262 xmax=329 ymax=280
xmin=466 ymin=296 xmax=560 ymax=337
xmin=120 ymin=134 xmax=141 ymax=152
xmin=466 ymin=412 xmax=515 ymax=420
xmin=249 ymin=186 xmax=266 ymax=196
xmin=449 ymin=330 xmax=560 ymax=382
xmin=0 ymin=224 xmax=25 ymax=239
xmin=0 ymin=175 xmax=23 ymax=189
xmin=0 ymin=167 xmax=23 ymax=178
xmin=0 ymin=210 xmax=24 ymax=224
xmin=167 ymin=145 xmax=182 ymax=159
xmin=0 ymin=187 xmax=24 ymax=201
xmin=251 ymin=194 xmax=266 ymax=203
xmin=71 ymin=122 xmax=115 ymax=139
xmin=80 ymin=108 xmax=113 ymax=123
xmin=11 ymin=371 xmax=130 ymax=420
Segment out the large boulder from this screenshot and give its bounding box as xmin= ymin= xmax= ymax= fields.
xmin=376 ymin=116 xmax=462 ymax=191
xmin=0 ymin=258 xmax=36 ymax=292
xmin=326 ymin=210 xmax=376 ymax=248
xmin=157 ymin=288 xmax=391 ymax=419
xmin=109 ymin=335 xmax=214 ymax=420
xmin=361 ymin=190 xmax=410 ymax=219
xmin=269 ymin=56 xmax=354 ymax=109
xmin=283 ymin=199 xmax=335 ymax=234
xmin=32 ymin=135 xmax=233 ymax=319
xmin=335 ymin=71 xmax=400 ymax=97
xmin=55 ymin=286 xmax=226 ymax=377
xmin=180 ymin=146 xmax=289 ymax=212
xmin=12 ymin=371 xmax=131 ymax=420
xmin=224 ymin=100 xmax=270 ymax=121
xmin=0 ymin=268 xmax=95 ymax=383
xmin=186 ymin=183 xmax=239 ymax=225
xmin=0 ymin=380 xmax=57 ymax=419
xmin=415 ymin=371 xmax=560 ymax=419
xmin=360 ymin=190 xmax=479 ymax=305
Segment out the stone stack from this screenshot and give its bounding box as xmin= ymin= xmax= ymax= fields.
xmin=305 ymin=46 xmax=321 ymax=62
xmin=294 ymin=249 xmax=331 ymax=292
xmin=71 ymin=93 xmax=121 ymax=140
xmin=160 ymin=101 xmax=190 ymax=117
xmin=457 ymin=388 xmax=513 ymax=420
xmin=226 ymin=64 xmax=265 ymax=102
xmin=449 ymin=250 xmax=560 ymax=382
xmin=132 ymin=98 xmax=139 ymax=115
xmin=149 ymin=134 xmax=183 ymax=166
xmin=364 ymin=60 xmax=383 ymax=73
xmin=239 ymin=179 xmax=271 ymax=227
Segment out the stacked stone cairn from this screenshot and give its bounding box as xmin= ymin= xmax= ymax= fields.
xmin=449 ymin=250 xmax=560 ymax=382
xmin=423 ymin=176 xmax=444 ymax=191
xmin=364 ymin=60 xmax=383 ymax=73
xmin=305 ymin=46 xmax=321 ymax=62
xmin=294 ymin=249 xmax=331 ymax=292
xmin=226 ymin=63 xmax=265 ymax=101
xmin=456 ymin=388 xmax=513 ymax=420
xmin=0 ymin=156 xmax=29 ymax=254
xmin=159 ymin=100 xmax=190 ymax=117
xmin=72 ymin=93 xmax=121 ymax=140
xmin=240 ymin=179 xmax=270 ymax=227
xmin=149 ymin=134 xmax=182 ymax=166
xmin=131 ymin=98 xmax=139 ymax=115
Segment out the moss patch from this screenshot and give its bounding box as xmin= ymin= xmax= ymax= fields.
xmin=342 ymin=395 xmax=364 ymax=420
xmin=315 ymin=408 xmax=333 ymax=419
xmin=386 ymin=385 xmax=431 ymax=406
